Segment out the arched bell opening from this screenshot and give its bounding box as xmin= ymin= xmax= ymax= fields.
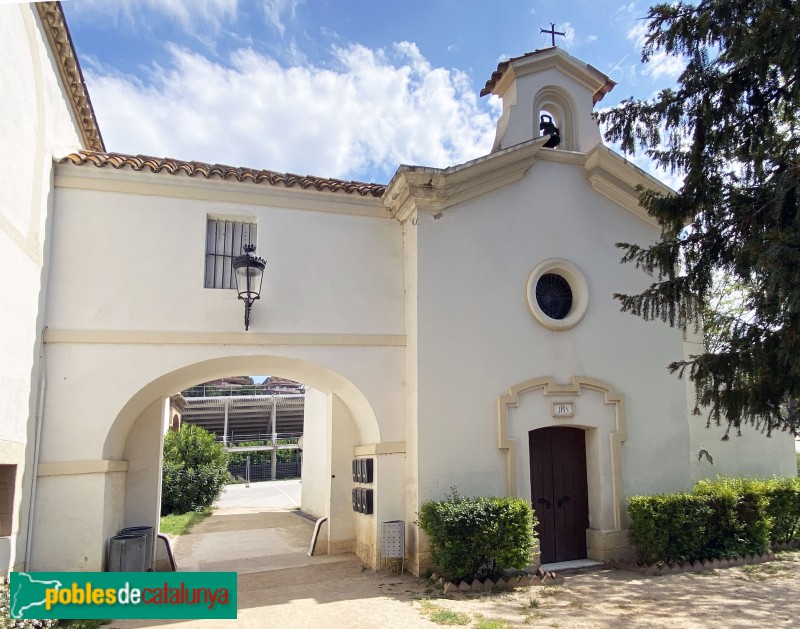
xmin=533 ymin=87 xmax=577 ymax=151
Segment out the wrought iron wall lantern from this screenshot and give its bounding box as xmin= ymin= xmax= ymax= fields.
xmin=232 ymin=244 xmax=266 ymax=330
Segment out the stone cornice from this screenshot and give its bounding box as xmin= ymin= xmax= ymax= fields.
xmin=35 ymin=2 xmax=104 ymax=151
xmin=382 ymin=137 xmax=548 ymax=221
xmin=583 ymin=145 xmax=674 ymax=229
xmin=169 ymin=394 xmax=188 ymax=414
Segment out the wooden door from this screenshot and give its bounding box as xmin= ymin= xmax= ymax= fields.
xmin=529 ymin=427 xmax=589 ymax=564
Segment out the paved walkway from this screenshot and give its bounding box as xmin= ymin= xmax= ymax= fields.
xmin=215 ymin=479 xmax=301 ymax=510
xmin=113 ymin=495 xmax=433 ymax=629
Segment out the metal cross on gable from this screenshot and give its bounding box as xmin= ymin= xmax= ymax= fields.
xmin=540 ymin=22 xmax=566 ymax=47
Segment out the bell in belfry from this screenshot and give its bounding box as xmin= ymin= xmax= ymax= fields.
xmin=539 ymin=114 xmax=561 ymax=148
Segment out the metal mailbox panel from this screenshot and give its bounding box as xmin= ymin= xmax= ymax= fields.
xmin=381 ymin=520 xmax=404 ymax=558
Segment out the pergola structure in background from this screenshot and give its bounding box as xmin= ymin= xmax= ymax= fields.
xmin=178 ymin=390 xmax=305 ymax=482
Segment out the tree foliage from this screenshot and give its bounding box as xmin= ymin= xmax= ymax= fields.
xmin=161 ymin=424 xmax=229 ymax=515
xmin=599 ymin=0 xmax=800 ymax=437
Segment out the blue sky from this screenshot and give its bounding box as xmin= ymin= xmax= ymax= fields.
xmin=58 ymin=0 xmax=684 ymax=185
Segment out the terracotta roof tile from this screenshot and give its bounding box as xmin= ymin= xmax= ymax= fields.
xmin=481 ymin=50 xmax=546 ymax=97
xmin=60 ymin=151 xmax=387 ymax=197
xmin=36 ymin=2 xmax=104 ymax=151
xmin=480 ymin=47 xmax=615 ymax=103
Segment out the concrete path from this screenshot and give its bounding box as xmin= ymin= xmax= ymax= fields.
xmin=214 ymin=479 xmax=301 ymax=510
xmin=171 ymin=509 xmax=347 ymax=574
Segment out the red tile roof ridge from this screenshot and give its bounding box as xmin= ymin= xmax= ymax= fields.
xmin=59 ymin=150 xmax=387 ymax=197
xmin=481 ymin=49 xmax=550 ymax=97
xmin=480 ymin=47 xmax=615 ymax=102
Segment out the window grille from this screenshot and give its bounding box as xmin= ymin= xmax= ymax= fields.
xmin=204 ymin=219 xmax=257 ymax=289
xmin=536 ymin=273 xmax=573 ymax=320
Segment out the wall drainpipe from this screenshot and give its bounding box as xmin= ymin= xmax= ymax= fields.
xmin=24 ymin=326 xmax=47 ymax=570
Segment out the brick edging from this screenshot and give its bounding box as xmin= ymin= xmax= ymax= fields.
xmin=430 ymin=569 xmax=564 ymax=593
xmin=611 ymin=551 xmax=777 ymax=575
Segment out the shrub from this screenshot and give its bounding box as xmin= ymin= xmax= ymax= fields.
xmin=417 ymin=489 xmax=536 ymax=582
xmin=628 ymin=476 xmax=800 ymax=564
xmin=761 ymin=476 xmax=800 ymax=544
xmin=693 ymin=478 xmax=770 ymax=557
xmin=628 ymin=494 xmax=711 ymax=564
xmin=161 ymin=424 xmax=229 ymax=515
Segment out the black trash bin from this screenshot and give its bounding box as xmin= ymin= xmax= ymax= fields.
xmin=119 ymin=526 xmax=155 ymax=571
xmin=107 ymin=534 xmax=147 ymax=572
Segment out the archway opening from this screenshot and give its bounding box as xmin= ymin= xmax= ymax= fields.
xmin=533 ymin=87 xmax=577 ymax=151
xmin=112 ymin=355 xmax=380 ymax=574
xmin=178 ymin=375 xmax=306 ymax=486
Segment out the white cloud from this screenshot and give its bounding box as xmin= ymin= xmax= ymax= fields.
xmin=626 ymin=21 xmax=648 ymax=48
xmin=319 ymin=26 xmax=340 ymax=40
xmin=561 ymin=23 xmax=577 ymax=48
xmin=259 ymin=0 xmax=303 ymax=37
xmin=85 ymin=41 xmax=499 ymax=182
xmin=615 ymin=3 xmax=637 ymax=18
xmin=621 ymin=9 xmax=686 ymax=82
xmin=642 ymin=50 xmax=685 ymax=80
xmin=69 ymin=0 xmax=239 ymax=33
xmin=544 ymin=23 xmax=596 ymax=50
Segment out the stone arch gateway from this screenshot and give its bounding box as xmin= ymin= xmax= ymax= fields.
xmin=30 ymin=345 xmax=402 ymax=572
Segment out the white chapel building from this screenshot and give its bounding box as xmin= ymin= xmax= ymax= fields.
xmin=1 ymin=2 xmax=795 ymax=576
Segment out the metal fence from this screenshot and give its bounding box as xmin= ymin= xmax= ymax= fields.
xmin=227 ymin=449 xmax=302 ymax=483
xmin=218 ymin=433 xmax=302 ymax=447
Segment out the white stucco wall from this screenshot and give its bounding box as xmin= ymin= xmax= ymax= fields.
xmin=402 ymin=219 xmax=421 ymax=566
xmin=46 ymin=173 xmax=404 ymax=336
xmin=683 ymin=334 xmax=796 ymax=481
xmin=34 ymin=170 xmax=407 ymax=570
xmin=413 ymin=157 xmax=693 ymax=509
xmin=301 ymin=387 xmax=330 ymax=519
xmin=31 ymin=468 xmax=126 ymax=571
xmin=122 ymin=399 xmax=165 ymax=531
xmin=0 ymin=3 xmax=84 ymax=574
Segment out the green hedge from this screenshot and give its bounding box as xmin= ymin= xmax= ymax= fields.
xmin=628 ymin=476 xmax=800 ymax=564
xmin=417 ymin=489 xmax=537 ymax=582
xmin=763 ymin=477 xmax=800 ymax=544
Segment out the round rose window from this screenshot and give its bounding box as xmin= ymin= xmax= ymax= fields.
xmin=526 ymin=259 xmax=589 ymax=331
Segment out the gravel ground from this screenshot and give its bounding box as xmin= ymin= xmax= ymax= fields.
xmin=110 ymin=505 xmax=800 ymax=629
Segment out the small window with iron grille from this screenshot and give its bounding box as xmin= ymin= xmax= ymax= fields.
xmin=204 ymin=218 xmax=257 ymax=289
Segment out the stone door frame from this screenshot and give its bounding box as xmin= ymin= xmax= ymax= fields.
xmin=497 ymin=376 xmax=630 ymax=561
